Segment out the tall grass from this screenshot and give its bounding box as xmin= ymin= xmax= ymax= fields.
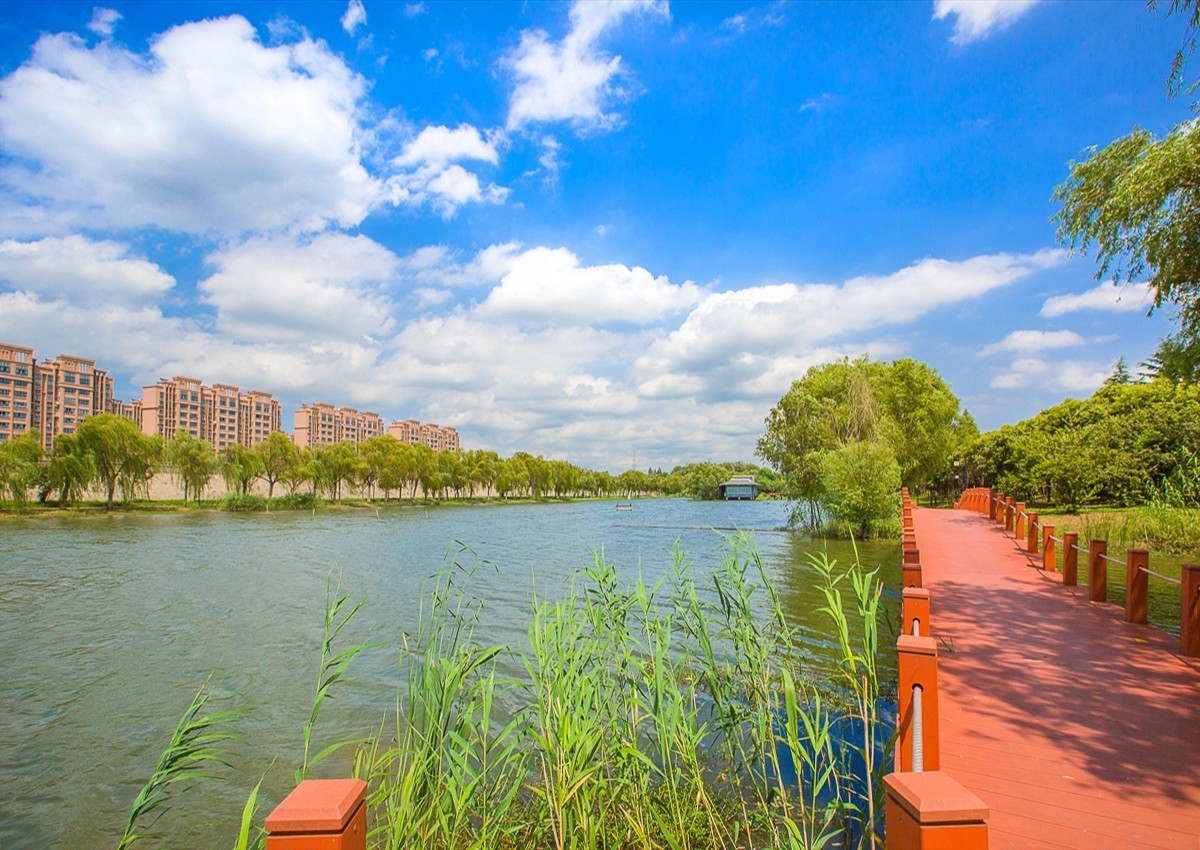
xmin=351 ymin=535 xmax=893 ymax=849
xmin=120 ymin=537 xmax=894 ymax=849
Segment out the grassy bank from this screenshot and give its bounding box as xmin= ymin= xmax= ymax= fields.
xmin=0 ymin=493 xmax=638 ymax=518
xmin=121 ymin=538 xmax=895 ymax=850
xmin=1038 ymin=504 xmax=1200 ymax=556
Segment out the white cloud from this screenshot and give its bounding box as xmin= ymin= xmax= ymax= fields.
xmin=504 ymin=0 xmax=668 ymax=132
xmin=341 ymin=0 xmax=367 ymax=35
xmin=799 ymin=93 xmax=839 ymax=114
xmin=0 ymin=16 xmax=380 ymax=234
xmin=477 ymin=246 xmax=705 ymax=325
xmin=395 ymin=124 xmax=500 ymax=167
xmin=1039 ymin=280 xmax=1154 ymax=318
xmin=719 ymin=2 xmax=786 ymax=37
xmin=88 ymin=8 xmax=122 ymax=37
xmin=405 ymin=3 xmax=428 ymax=18
xmin=399 ymin=242 xmax=523 ymax=296
xmin=0 ymin=235 xmax=173 ymax=304
xmin=635 ymin=249 xmax=1066 ymax=401
xmin=932 ymin=0 xmax=1040 ymax=45
xmin=980 ymin=329 xmax=1088 ymax=356
xmin=389 ymin=124 xmax=508 ymax=216
xmin=989 ymin=357 xmax=1110 ymax=394
xmin=199 ymin=232 xmax=400 ymax=343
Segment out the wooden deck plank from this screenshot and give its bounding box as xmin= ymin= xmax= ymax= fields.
xmin=910 ymin=507 xmax=1200 ymax=849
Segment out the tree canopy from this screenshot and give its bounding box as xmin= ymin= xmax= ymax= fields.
xmin=756 ymin=357 xmax=974 ymax=533
xmin=961 ymin=378 xmax=1200 ymax=510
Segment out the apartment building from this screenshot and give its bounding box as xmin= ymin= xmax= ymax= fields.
xmin=140 ymin=376 xmax=282 ymax=448
xmin=0 ymin=343 xmax=35 ymax=442
xmin=31 ymin=354 xmax=112 ymax=450
xmin=387 ymin=419 xmax=459 ymax=452
xmin=386 ymin=419 xmax=422 ymax=445
xmin=293 ymin=404 xmax=384 ymax=449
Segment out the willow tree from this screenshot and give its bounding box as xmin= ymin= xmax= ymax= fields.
xmin=757 ymin=357 xmax=973 ymax=527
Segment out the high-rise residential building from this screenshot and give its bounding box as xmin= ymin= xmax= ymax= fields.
xmin=386 ymin=419 xmax=422 ymax=445
xmin=240 ymin=389 xmax=283 ymax=447
xmin=31 ymin=354 xmax=111 ymax=450
xmin=386 ymin=419 xmax=459 ymax=452
xmin=0 ymin=343 xmax=35 ymax=442
xmin=293 ymin=403 xmax=384 ymax=449
xmin=140 ymin=376 xmax=281 ymax=448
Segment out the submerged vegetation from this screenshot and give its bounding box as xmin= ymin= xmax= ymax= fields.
xmin=122 ymin=538 xmax=894 ymax=849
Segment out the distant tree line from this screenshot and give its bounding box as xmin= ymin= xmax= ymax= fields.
xmin=0 ymin=413 xmax=786 ymax=511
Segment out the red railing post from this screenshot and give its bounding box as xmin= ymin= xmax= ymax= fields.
xmin=1062 ymin=531 xmax=1078 ymax=586
xmin=1088 ymin=538 xmax=1107 ymax=603
xmin=265 ymin=779 xmax=367 ymax=850
xmin=987 ymin=489 xmax=997 ymax=520
xmin=1014 ymin=503 xmax=1025 ymax=539
xmin=1125 ymin=549 xmax=1149 ymax=625
xmin=1005 ymin=497 xmax=1014 ymax=532
xmin=1026 ymin=511 xmax=1039 ymax=554
xmin=902 ymin=586 xmax=931 ymax=637
xmin=1042 ymin=525 xmax=1056 ymax=573
xmin=884 ymin=772 xmax=989 ymax=850
xmin=1182 ymin=564 xmax=1200 ymax=658
xmin=896 ymin=634 xmax=940 ymax=772
xmin=903 ymin=547 xmax=922 ymax=588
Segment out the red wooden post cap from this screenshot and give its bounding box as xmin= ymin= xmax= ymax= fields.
xmin=884 ymin=770 xmax=988 ymax=824
xmin=266 ymin=779 xmax=367 ymax=836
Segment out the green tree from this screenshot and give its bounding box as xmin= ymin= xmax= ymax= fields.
xmin=167 ymin=431 xmax=215 ymax=505
xmin=311 ymin=442 xmax=364 ymax=500
xmin=819 ymin=440 xmax=901 ymax=538
xmin=757 ymin=357 xmax=971 ymax=520
xmin=0 ymin=433 xmax=44 ymax=512
xmin=76 ymin=414 xmax=150 ymax=509
xmin=47 ymin=433 xmax=94 ymax=506
xmin=256 ymin=432 xmax=300 ymax=499
xmin=1052 ymin=123 xmax=1200 ymax=332
xmin=220 ymin=444 xmax=262 ymax=496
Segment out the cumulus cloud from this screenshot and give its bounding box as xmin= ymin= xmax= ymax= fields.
xmin=0 ymin=15 xmax=380 ymax=234
xmin=389 ymin=124 xmax=508 ymax=216
xmin=477 ymin=246 xmax=705 ymax=325
xmin=0 ymin=235 xmax=173 ymax=304
xmin=401 ymin=241 xmax=522 ymax=290
xmin=504 ymin=0 xmax=668 ymax=132
xmin=341 ymin=0 xmax=367 ymax=34
xmin=199 ymin=232 xmax=401 ymax=343
xmin=932 ymin=0 xmax=1040 ymax=45
xmin=1040 ymin=280 xmax=1154 ymax=318
xmin=635 ymin=249 xmax=1066 ymax=400
xmin=88 ymin=8 xmax=122 ymax=37
xmin=990 ymin=357 xmax=1110 ymax=393
xmin=979 ymin=329 xmax=1088 ymax=356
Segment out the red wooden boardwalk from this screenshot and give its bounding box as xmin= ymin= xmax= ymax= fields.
xmin=913 ymin=506 xmax=1200 ymax=849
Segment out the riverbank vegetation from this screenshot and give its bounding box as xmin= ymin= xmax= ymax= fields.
xmin=756 ymin=357 xmax=976 ymax=538
xmin=961 ymin=378 xmax=1200 ymax=520
xmin=0 ymin=415 xmax=792 ymax=514
xmin=120 ymin=539 xmax=893 ymax=850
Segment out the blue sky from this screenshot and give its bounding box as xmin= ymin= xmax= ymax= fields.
xmin=0 ymin=0 xmax=1187 ymax=470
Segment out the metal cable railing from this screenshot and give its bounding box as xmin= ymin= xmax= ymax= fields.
xmin=911 ymin=684 xmax=924 ymax=773
xmin=1140 ymin=565 xmax=1182 ymax=586
xmin=954 ymin=487 xmax=1200 ymax=660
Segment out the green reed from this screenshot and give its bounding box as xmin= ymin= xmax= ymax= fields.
xmin=119 ymin=535 xmax=892 ymax=849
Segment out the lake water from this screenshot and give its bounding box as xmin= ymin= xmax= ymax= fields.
xmin=0 ymin=498 xmax=899 ymax=849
